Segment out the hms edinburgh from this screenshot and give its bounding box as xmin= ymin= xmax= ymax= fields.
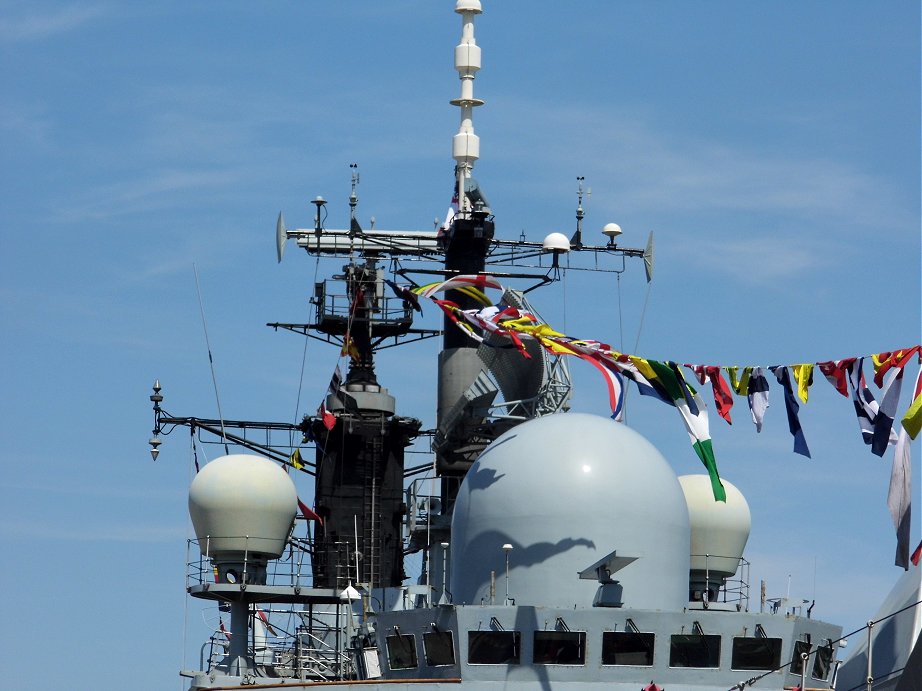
xmin=148 ymin=2 xmax=921 ymax=690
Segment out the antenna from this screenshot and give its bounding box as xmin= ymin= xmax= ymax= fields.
xmin=451 ymin=1 xmax=484 ymax=216
xmin=349 ymin=163 xmax=362 ymax=236
xmin=276 ymin=212 xmax=287 ymax=263
xmin=193 ymin=263 xmax=228 ymax=447
xmin=570 ymin=176 xmax=591 ymax=248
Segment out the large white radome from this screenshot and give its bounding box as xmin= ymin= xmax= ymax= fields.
xmin=450 ymin=413 xmax=691 ymax=609
xmin=188 ymin=454 xmax=297 ymax=560
xmin=679 ymin=474 xmax=751 ymax=580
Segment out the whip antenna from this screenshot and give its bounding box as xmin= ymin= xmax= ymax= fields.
xmin=193 ymin=263 xmax=228 ymax=446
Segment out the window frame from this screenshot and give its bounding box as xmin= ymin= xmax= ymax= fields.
xmin=601 ymin=630 xmax=656 ymax=667
xmin=668 ymin=633 xmax=722 ymax=669
xmin=467 ymin=630 xmax=521 ymax=665
xmin=385 ymin=632 xmax=419 ymax=670
xmin=532 ymin=630 xmax=587 ymax=666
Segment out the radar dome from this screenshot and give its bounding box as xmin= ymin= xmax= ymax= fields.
xmin=189 ymin=454 xmax=297 ymax=562
xmin=679 ymin=474 xmax=751 ymax=601
xmin=450 ymin=413 xmax=690 ymax=610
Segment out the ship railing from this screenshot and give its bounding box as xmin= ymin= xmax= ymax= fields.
xmin=185 ymin=536 xmax=314 ymax=589
xmin=313 ymin=280 xmax=413 ymax=326
xmin=691 ymin=553 xmax=751 ymax=610
xmin=405 ymin=479 xmax=442 ymax=537
xmin=725 ymin=556 xmax=750 ymax=609
xmin=199 ymin=624 xmax=356 ymax=681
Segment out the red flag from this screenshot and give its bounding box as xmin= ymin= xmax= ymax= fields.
xmin=318 ymin=402 xmax=336 ymax=430
xmin=298 ymin=497 xmax=323 ymax=526
xmin=872 ymin=347 xmax=920 ymax=388
xmin=256 ymin=607 xmax=277 ymax=636
xmin=689 ymin=365 xmax=734 ymax=424
xmin=911 ymin=540 xmax=922 ymax=567
xmin=219 ymin=617 xmax=231 ymax=640
xmin=818 ymin=359 xmax=852 ymax=397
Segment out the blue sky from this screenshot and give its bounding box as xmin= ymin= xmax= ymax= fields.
xmin=1 ymin=2 xmax=919 ymax=689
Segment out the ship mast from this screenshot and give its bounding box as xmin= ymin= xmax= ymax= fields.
xmin=437 ymin=0 xmax=493 ymax=510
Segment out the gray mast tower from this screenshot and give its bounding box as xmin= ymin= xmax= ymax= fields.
xmin=437 ymin=0 xmax=493 ymax=509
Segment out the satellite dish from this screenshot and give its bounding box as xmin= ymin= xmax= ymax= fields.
xmin=643 ymin=231 xmax=655 ymax=283
xmin=276 ymin=212 xmax=287 ymax=263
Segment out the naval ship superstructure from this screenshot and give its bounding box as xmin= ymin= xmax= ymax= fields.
xmin=146 ymin=2 xmax=895 ymax=689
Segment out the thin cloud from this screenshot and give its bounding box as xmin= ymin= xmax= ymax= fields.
xmin=53 ymin=168 xmax=243 ymax=223
xmin=0 ymin=4 xmax=103 ymax=42
xmin=490 ymin=99 xmax=909 ymax=232
xmin=676 ymin=235 xmax=829 ymax=285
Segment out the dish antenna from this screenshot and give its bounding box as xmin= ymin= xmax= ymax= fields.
xmin=643 ymin=231 xmax=655 ymax=283
xmin=276 ymin=212 xmax=287 ymax=263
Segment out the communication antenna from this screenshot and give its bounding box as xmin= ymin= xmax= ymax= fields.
xmin=348 ymin=163 xmax=362 ymax=236
xmin=570 ymin=176 xmax=591 ymax=248
xmin=452 ymin=0 xmax=484 ymax=216
xmin=193 ymin=263 xmax=228 ymax=448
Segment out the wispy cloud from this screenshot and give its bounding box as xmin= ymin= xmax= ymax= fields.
xmin=53 ymin=168 xmax=244 ymax=223
xmin=491 ymin=99 xmax=909 ymax=232
xmin=0 ymin=103 xmax=51 ymax=147
xmin=676 ymin=235 xmax=830 ymax=285
xmin=0 ymin=4 xmax=103 ymax=42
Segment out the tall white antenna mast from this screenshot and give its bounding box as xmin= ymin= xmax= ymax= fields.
xmin=452 ymin=0 xmax=483 ymax=217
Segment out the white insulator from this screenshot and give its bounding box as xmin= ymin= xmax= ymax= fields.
xmin=453 ymin=131 xmax=480 ymax=162
xmin=455 ymin=42 xmax=481 ymax=74
xmin=451 ymin=0 xmax=483 ymax=171
xmin=458 ymin=79 xmax=477 ymax=103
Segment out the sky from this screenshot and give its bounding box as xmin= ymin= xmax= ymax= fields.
xmin=1 ymin=2 xmax=919 ymax=690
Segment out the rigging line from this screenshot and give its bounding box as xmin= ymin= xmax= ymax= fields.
xmin=561 ymin=268 xmax=567 ymax=334
xmin=193 ymin=263 xmax=228 ymax=448
xmin=616 ymin=272 xmax=624 ymax=353
xmin=294 ymin=254 xmax=322 ymax=424
xmin=633 ymin=279 xmax=653 ymax=354
xmin=617 ymin=271 xmax=632 ymax=424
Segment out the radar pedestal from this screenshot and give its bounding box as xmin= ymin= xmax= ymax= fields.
xmin=188 ymin=454 xmax=298 ymax=676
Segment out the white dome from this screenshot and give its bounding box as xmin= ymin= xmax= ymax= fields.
xmin=679 ymin=474 xmax=751 ymax=581
xmin=542 ymin=232 xmax=570 ymax=252
xmin=188 ymin=454 xmax=297 ymax=560
xmin=450 ymin=413 xmax=690 ymax=609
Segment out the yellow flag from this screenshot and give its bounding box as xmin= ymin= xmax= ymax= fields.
xmin=903 ymin=392 xmax=922 ymax=440
xmin=290 ymin=448 xmax=304 ymax=470
xmin=791 ymin=364 xmax=814 ymax=403
xmin=628 ymin=355 xmax=659 ymax=383
xmin=726 ymin=366 xmax=751 ymax=395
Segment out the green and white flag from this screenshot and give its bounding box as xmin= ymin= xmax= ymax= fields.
xmin=645 ymin=359 xmax=727 ymax=502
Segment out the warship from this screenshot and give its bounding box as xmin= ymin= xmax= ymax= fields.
xmin=148 ymin=2 xmax=921 ymax=689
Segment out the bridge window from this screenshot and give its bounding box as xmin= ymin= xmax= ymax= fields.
xmin=385 ymin=633 xmax=418 ymax=670
xmin=423 ymin=630 xmax=456 ymax=667
xmin=670 ymin=634 xmax=721 ymax=668
xmin=468 ymin=631 xmax=521 ymax=665
xmin=812 ymin=643 xmax=834 ymax=680
xmin=533 ymin=631 xmax=586 ymax=665
xmin=791 ymin=640 xmax=810 ymax=675
xmin=602 ymin=631 xmax=655 ymax=666
xmin=731 ymin=637 xmax=782 ymax=670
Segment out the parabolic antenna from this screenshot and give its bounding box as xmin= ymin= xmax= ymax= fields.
xmin=643 ymin=231 xmax=655 ymax=283
xmin=276 ymin=212 xmax=287 ymax=263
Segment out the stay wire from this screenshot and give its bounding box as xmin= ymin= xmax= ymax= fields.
xmin=193 ymin=263 xmax=228 ymax=451
xmin=293 ymin=254 xmax=322 ymax=425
